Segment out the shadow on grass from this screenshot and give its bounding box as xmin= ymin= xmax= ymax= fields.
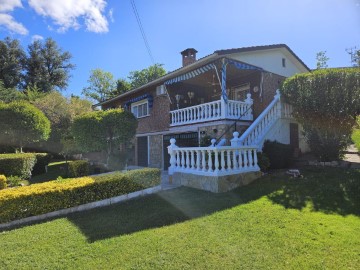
xmin=66 ymin=187 xmax=247 ymax=243
xmin=267 ymin=167 xmax=360 ymax=216
xmin=66 ymin=167 xmax=360 ymax=243
xmin=4 ymin=167 xmax=358 ymax=242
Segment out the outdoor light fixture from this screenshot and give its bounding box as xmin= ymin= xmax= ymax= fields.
xmin=187 ymin=91 xmax=195 ymax=104
xmin=175 ymin=94 xmax=182 ymax=109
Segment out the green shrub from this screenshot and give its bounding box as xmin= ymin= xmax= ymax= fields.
xmin=263 ymin=140 xmax=293 ymax=169
xmin=32 ymin=153 xmax=52 ymax=175
xmin=257 ymin=152 xmax=270 ymax=172
xmin=6 ymin=175 xmax=22 ymax=187
xmin=0 ymin=153 xmax=36 ymax=179
xmin=0 ymin=175 xmax=6 ymax=190
xmin=0 ymin=168 xmax=161 ymax=223
xmin=68 ymin=160 xmax=90 ymax=178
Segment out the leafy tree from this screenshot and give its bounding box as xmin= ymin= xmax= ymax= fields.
xmin=316 ymin=51 xmax=329 ymax=69
xmin=0 ymin=80 xmax=23 ymax=103
xmin=114 ymin=78 xmax=131 ymax=96
xmin=346 ymin=47 xmax=360 ymax=67
xmin=24 ymin=38 xmax=75 ymax=92
xmin=128 ymin=63 xmax=166 ymax=89
xmin=0 ymin=101 xmax=51 ymax=152
xmin=0 ymin=37 xmax=26 ymax=89
xmin=82 ymin=69 xmax=116 ymax=102
xmin=72 ymin=109 xmax=137 ymax=163
xmin=31 ymin=91 xmax=92 ymax=153
xmin=281 ymin=68 xmax=360 ymax=161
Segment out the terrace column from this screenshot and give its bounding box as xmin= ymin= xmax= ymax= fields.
xmin=220 ymin=59 xmax=228 ymax=119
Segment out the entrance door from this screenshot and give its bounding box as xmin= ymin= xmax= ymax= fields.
xmin=137 ymin=136 xmax=148 ymax=167
xmin=163 ymin=132 xmax=198 ymax=170
xmin=289 ymin=123 xmax=299 ymax=149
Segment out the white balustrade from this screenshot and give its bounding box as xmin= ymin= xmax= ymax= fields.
xmin=283 ymin=103 xmax=293 ymax=118
xmin=237 ymin=90 xmax=282 ymax=148
xmin=168 ymin=134 xmax=260 ymax=176
xmin=170 ymin=98 xmax=253 ymax=126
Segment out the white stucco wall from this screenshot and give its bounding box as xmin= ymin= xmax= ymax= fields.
xmin=262 ymin=118 xmax=310 ymax=153
xmin=229 ymin=48 xmax=308 ymax=77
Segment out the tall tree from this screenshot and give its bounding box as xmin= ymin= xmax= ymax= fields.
xmin=346 ymin=47 xmax=360 ymax=67
xmin=113 ymin=78 xmax=131 ymax=96
xmin=32 ymin=91 xmax=92 ymax=153
xmin=0 ymin=37 xmax=26 ymax=88
xmin=0 ymin=80 xmax=23 ymax=103
xmin=316 ymin=51 xmax=329 ymax=69
xmin=128 ymin=63 xmax=166 ymax=89
xmin=82 ymin=69 xmax=116 ymax=102
xmin=24 ymin=38 xmax=75 ymax=92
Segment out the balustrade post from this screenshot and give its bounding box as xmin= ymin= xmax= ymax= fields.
xmin=245 ymin=93 xmax=253 ymax=120
xmin=220 ymin=97 xmax=227 ymax=119
xmin=231 ymin=131 xmax=240 ymax=147
xmin=220 ymin=150 xmax=225 ymax=171
xmin=167 ymin=138 xmax=178 ymax=176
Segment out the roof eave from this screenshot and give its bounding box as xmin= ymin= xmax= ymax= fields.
xmin=95 ymin=53 xmax=219 ymax=107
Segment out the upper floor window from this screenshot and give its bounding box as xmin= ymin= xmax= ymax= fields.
xmin=131 ymin=99 xmax=149 ymax=118
xmin=282 ymin=58 xmax=286 ymax=67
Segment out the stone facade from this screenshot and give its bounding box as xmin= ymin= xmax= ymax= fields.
xmin=149 ymin=134 xmax=163 ymax=168
xmin=172 ymin=171 xmax=262 ymax=193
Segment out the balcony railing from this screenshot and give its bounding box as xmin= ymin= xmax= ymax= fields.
xmin=167 ymin=132 xmax=260 ymax=176
xmin=170 ymin=95 xmax=253 ymax=126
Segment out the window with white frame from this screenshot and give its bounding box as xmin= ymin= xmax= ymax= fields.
xmin=131 ymin=99 xmax=149 ymax=118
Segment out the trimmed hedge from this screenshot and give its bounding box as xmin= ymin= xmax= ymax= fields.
xmin=0 ymin=153 xmax=36 ymax=179
xmin=263 ymin=140 xmax=293 ymax=169
xmin=68 ymin=160 xmax=90 ymax=178
xmin=0 ymin=168 xmax=161 ymax=223
xmin=32 ymin=153 xmax=52 ymax=175
xmin=0 ymin=175 xmax=6 ymax=190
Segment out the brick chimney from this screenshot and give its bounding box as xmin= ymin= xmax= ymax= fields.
xmin=181 ymin=48 xmax=198 ymax=67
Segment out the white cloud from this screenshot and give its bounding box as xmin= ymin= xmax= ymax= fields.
xmin=28 ymin=0 xmax=109 ymax=33
xmin=31 ymin=34 xmax=44 ymax=42
xmin=0 ymin=13 xmax=28 ymax=35
xmin=108 ymin=8 xmax=114 ymax=23
xmin=0 ymin=0 xmax=109 ymax=35
xmin=0 ymin=0 xmax=23 ymax=12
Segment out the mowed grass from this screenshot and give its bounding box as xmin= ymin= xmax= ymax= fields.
xmin=1 ymin=167 xmax=359 ymax=269
xmin=352 ymin=129 xmax=360 ymax=151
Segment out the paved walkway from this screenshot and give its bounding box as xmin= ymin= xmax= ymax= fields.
xmin=343 ymin=144 xmax=360 ymax=169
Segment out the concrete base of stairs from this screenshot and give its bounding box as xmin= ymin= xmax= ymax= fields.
xmin=171 ymin=171 xmax=262 ymax=193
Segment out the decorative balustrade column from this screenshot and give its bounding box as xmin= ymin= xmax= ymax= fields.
xmin=167 ymin=138 xmax=178 ymax=175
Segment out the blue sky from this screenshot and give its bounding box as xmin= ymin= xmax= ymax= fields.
xmin=0 ymin=0 xmax=359 ymax=97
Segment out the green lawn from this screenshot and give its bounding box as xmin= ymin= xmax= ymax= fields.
xmin=352 ymin=129 xmax=360 ymax=151
xmin=1 ymin=167 xmax=359 ymax=269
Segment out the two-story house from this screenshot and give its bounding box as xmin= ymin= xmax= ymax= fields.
xmin=97 ymin=44 xmax=310 ymax=171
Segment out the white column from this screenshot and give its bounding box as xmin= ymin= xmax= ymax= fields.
xmin=167 ymin=138 xmax=178 ymax=175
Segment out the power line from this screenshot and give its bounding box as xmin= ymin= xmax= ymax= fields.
xmin=130 ymin=0 xmax=155 ymax=64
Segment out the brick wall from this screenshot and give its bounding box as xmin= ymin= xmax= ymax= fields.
xmin=137 ymin=94 xmax=170 ymax=134
xmin=252 ymin=72 xmax=286 ymax=118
